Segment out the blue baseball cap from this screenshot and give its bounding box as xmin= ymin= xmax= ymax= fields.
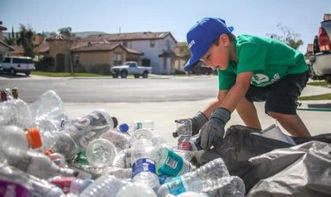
xmin=184 ymin=17 xmax=234 ymax=71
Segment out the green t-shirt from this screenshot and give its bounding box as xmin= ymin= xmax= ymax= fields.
xmin=218 ymin=34 xmax=308 ymax=90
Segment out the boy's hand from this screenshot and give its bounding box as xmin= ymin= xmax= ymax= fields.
xmin=199 ymin=107 xmax=231 ymax=150
xmin=173 ymin=111 xmax=208 ymax=137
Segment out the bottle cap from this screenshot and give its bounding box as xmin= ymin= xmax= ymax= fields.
xmin=112 ymin=117 xmax=118 ymax=128
xmin=26 ymin=128 xmax=42 ymax=149
xmin=119 ymin=123 xmax=129 ymax=133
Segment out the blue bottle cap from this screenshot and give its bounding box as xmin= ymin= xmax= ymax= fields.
xmin=119 ymin=123 xmax=129 ymax=133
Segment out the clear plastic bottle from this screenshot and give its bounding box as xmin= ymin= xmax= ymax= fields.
xmin=116 ymin=182 xmax=158 ymax=197
xmin=100 ymin=130 xmax=131 ymax=152
xmin=49 ymin=110 xmax=118 ymax=159
xmin=49 ymin=176 xmax=93 ymax=195
xmin=119 ymin=120 xmax=154 ymax=133
xmin=85 ymin=138 xmax=117 ymax=168
xmin=157 ymin=158 xmax=245 ymax=196
xmin=0 ymin=126 xmax=42 ymax=159
xmin=0 ymin=98 xmax=32 ymax=129
xmin=79 ymin=175 xmax=127 ymax=197
xmin=0 ymin=164 xmax=64 ymax=197
xmin=8 ymin=150 xmax=75 ymax=179
xmin=113 ymin=148 xmax=132 ymax=168
xmin=152 ymin=146 xmax=195 ymax=177
xmin=131 ymin=139 xmax=160 ymax=191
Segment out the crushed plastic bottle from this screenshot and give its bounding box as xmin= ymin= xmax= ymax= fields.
xmin=116 ymin=182 xmax=158 ymax=197
xmin=49 ymin=176 xmax=93 ymax=194
xmin=79 ymin=175 xmax=127 ymax=197
xmin=48 ymin=110 xmax=118 ymax=159
xmin=157 ymin=158 xmax=245 ymax=196
xmin=86 ymin=138 xmax=117 ymax=168
xmin=100 ymin=130 xmax=131 ymax=151
xmin=0 ymin=164 xmax=64 ymax=197
xmin=113 ymin=148 xmax=132 ymax=168
xmin=0 ymin=99 xmax=32 ymax=129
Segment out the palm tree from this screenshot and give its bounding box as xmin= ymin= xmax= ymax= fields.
xmin=17 ymin=24 xmax=35 ymax=58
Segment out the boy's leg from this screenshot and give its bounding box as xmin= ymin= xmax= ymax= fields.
xmin=268 ymin=112 xmax=311 ymax=137
xmin=265 ymin=71 xmax=311 ymax=137
xmin=236 ymin=97 xmax=261 ymax=130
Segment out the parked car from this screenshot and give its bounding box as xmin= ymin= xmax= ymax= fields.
xmin=1 ymin=56 xmax=35 ymax=76
xmin=307 ymin=14 xmax=331 ymax=84
xmin=191 ymin=62 xmax=214 ymax=75
xmin=111 ymin=61 xmax=152 ymax=78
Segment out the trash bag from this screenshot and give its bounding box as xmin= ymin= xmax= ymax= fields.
xmin=247 ymin=141 xmax=331 ymax=197
xmin=200 ymin=125 xmax=294 ymax=190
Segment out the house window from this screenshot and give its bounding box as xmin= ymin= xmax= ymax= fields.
xmin=123 ymin=41 xmax=127 ymax=47
xmin=166 ymin=40 xmax=171 ymax=50
xmin=150 ymin=40 xmax=155 ymax=48
xmin=113 ymin=53 xmax=122 ymax=66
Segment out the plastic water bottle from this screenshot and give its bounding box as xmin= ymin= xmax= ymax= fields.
xmin=0 ymin=164 xmax=64 ymax=197
xmin=0 ymin=126 xmax=42 ymax=158
xmin=157 ymin=158 xmax=243 ymax=196
xmin=177 ymin=192 xmax=209 ymax=197
xmin=119 ymin=120 xmax=154 ymax=133
xmin=8 ymin=150 xmax=75 ymax=179
xmin=0 ymin=99 xmax=32 ymax=129
xmin=100 ymin=130 xmax=131 ymax=151
xmin=173 ymin=119 xmax=193 ymax=138
xmin=79 ymin=175 xmax=127 ymax=197
xmin=152 ymin=146 xmax=195 ymax=177
xmin=85 ymin=138 xmax=117 ymax=168
xmin=116 ymin=182 xmax=158 ymax=197
xmin=113 ymin=148 xmax=132 ymax=168
xmin=105 ymin=167 xmax=132 ymax=179
xmin=131 ymin=139 xmax=160 ymax=191
xmin=49 ymin=176 xmax=93 ymax=194
xmin=49 ymin=110 xmax=118 ymax=159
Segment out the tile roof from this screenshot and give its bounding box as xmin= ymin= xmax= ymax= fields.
xmin=35 ymin=41 xmax=49 ymax=53
xmin=82 ymin=31 xmax=176 ymax=42
xmin=0 ymin=40 xmax=15 ymax=51
xmin=71 ymin=42 xmax=143 ymax=55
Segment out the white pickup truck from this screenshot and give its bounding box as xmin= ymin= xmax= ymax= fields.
xmin=111 ymin=61 xmax=152 ymax=78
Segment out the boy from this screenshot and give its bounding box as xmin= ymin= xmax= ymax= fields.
xmin=178 ymin=17 xmax=311 ymax=150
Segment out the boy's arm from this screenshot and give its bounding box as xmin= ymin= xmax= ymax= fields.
xmin=220 ymin=71 xmax=253 ymax=111
xmin=202 ymin=90 xmax=228 ymax=118
xmin=198 ymin=71 xmax=253 ymax=149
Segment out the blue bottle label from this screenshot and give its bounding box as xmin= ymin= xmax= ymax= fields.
xmin=158 ymin=149 xmax=184 ymax=176
xmin=132 ymin=158 xmax=156 ymax=177
xmin=166 ymin=177 xmax=186 ymax=195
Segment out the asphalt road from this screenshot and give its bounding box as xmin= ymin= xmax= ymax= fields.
xmin=0 ymin=74 xmax=219 ymax=103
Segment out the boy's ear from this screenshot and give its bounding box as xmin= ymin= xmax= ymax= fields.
xmin=218 ymin=34 xmax=230 ymax=47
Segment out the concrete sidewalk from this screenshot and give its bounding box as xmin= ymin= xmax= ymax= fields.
xmin=64 ymin=99 xmax=331 ymax=145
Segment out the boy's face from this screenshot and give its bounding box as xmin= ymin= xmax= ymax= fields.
xmin=200 ymin=34 xmax=230 ymax=70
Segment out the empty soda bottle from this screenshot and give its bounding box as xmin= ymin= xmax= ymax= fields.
xmin=116 ymin=182 xmax=158 ymax=197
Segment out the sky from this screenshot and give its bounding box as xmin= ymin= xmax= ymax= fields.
xmin=1 ymin=0 xmax=330 ymax=52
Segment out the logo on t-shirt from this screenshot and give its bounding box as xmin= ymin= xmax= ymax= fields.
xmin=251 ymin=73 xmax=280 ymax=86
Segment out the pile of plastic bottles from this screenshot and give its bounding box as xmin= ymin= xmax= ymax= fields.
xmin=0 ymin=89 xmax=245 ymax=197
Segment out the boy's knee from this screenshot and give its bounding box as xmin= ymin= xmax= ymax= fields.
xmin=267 ymin=111 xmax=286 ymax=120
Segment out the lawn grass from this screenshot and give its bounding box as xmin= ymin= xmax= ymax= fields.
xmin=299 ymin=93 xmax=331 ymax=100
xmin=307 ymin=81 xmax=327 ymax=87
xmin=32 ymin=71 xmax=110 ymax=77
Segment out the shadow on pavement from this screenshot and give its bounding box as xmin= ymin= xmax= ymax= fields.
xmin=0 ymin=73 xmax=30 ymax=79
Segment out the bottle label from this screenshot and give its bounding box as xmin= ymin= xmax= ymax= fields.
xmin=158 ymin=149 xmax=184 ymax=176
xmin=135 ymin=122 xmax=143 ymax=130
xmin=0 ymin=180 xmax=30 ymax=197
xmin=166 ymin=177 xmax=186 ymax=195
xmin=132 ymin=158 xmax=156 ymax=177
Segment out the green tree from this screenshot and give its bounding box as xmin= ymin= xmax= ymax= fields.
xmin=267 ymin=23 xmax=303 ymax=49
xmin=17 ymin=24 xmax=35 ymax=58
xmin=58 ymin=26 xmax=74 ymax=37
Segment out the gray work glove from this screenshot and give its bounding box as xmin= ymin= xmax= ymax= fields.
xmin=198 ymin=107 xmax=231 ymax=150
xmin=173 ymin=111 xmax=208 ymax=137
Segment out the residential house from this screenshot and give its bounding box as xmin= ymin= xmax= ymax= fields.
xmin=71 ymin=41 xmax=143 ymax=73
xmin=0 ymin=22 xmax=14 ymax=60
xmin=82 ymin=32 xmax=178 ymax=74
xmin=174 ymin=42 xmax=190 ymax=73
